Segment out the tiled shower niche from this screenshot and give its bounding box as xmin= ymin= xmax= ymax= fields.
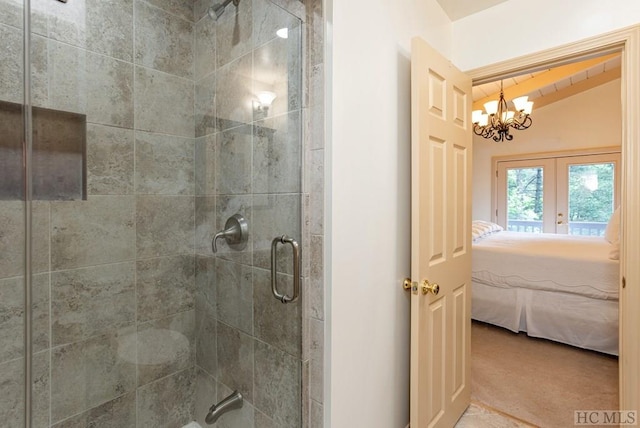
xmin=0 ymin=101 xmax=87 ymax=200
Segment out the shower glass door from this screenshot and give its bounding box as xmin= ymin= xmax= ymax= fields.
xmin=2 ymin=0 xmax=305 ymax=426
xmin=193 ymin=1 xmax=305 ymax=426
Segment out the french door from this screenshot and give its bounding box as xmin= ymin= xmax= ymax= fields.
xmin=496 ymin=152 xmax=620 ymax=235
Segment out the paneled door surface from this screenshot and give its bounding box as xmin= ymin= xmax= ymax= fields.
xmin=409 ymin=37 xmax=472 ymax=428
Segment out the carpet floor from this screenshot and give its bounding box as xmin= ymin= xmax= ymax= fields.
xmin=471 ymin=321 xmax=618 ymax=427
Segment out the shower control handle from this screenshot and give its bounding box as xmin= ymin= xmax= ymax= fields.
xmin=271 ymin=235 xmax=300 ymax=303
xmin=212 ymin=214 xmax=248 ymax=253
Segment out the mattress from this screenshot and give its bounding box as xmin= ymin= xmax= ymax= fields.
xmin=472 ymin=231 xmax=619 ymax=300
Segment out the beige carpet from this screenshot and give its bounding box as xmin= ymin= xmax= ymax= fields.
xmin=471 ymin=321 xmax=618 ymax=427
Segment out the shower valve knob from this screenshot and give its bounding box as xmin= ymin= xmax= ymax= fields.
xmin=212 ymin=214 xmax=248 ymax=253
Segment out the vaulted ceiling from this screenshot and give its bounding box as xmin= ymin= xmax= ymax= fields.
xmin=472 ymin=53 xmax=621 ymax=111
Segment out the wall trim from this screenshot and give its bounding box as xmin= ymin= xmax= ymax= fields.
xmin=491 ymin=146 xmax=621 ymax=163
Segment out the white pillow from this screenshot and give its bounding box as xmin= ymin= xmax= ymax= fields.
xmin=472 ymin=220 xmax=503 ymax=241
xmin=605 ymin=206 xmax=620 ymax=244
xmin=609 ymin=240 xmax=620 ymax=260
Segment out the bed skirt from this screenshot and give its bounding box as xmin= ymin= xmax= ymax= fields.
xmin=472 ymin=281 xmax=619 ymax=356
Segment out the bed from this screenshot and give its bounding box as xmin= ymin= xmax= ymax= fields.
xmin=471 ymin=221 xmax=620 ymax=355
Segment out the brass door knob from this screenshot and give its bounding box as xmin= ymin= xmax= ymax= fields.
xmin=403 ymin=278 xmax=439 ymax=295
xmin=421 ymin=280 xmax=439 ymax=295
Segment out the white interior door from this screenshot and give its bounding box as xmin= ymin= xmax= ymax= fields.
xmin=410 ymin=37 xmax=472 ymax=428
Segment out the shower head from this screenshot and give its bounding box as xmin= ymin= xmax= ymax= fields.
xmin=208 ymin=3 xmax=226 ymax=19
xmin=209 ymin=3 xmax=224 ymax=21
xmin=207 ymin=0 xmax=240 ymax=21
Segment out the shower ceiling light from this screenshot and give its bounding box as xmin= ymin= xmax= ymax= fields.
xmin=254 ymin=91 xmax=277 ymax=114
xmin=276 ymin=28 xmax=289 ymax=39
xmin=257 ymin=91 xmax=277 ymax=106
xmin=472 ymin=81 xmax=533 ymax=142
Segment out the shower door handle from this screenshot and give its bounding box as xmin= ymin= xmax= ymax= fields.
xmin=271 ymin=235 xmax=300 ymax=304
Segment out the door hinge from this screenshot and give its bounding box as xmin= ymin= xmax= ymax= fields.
xmin=622 ymin=276 xmax=626 ymax=289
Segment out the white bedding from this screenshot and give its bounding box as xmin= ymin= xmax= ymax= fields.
xmin=472 ymin=231 xmax=619 ymax=300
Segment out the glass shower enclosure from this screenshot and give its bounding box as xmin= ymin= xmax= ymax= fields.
xmin=0 ymin=0 xmax=305 ymax=426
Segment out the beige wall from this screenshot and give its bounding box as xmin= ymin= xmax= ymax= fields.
xmin=326 ymin=0 xmax=451 ymax=427
xmin=473 ymin=78 xmax=622 ymax=221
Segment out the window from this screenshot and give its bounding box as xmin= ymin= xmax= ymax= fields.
xmin=495 ymin=151 xmax=620 ymax=235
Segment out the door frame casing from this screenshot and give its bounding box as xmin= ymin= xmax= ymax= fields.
xmin=466 ymin=25 xmax=640 ymax=412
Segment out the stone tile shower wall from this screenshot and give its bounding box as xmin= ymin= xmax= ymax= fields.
xmin=302 ymin=0 xmax=324 ymax=427
xmin=0 ymin=0 xmax=324 ymax=427
xmin=0 ymin=0 xmax=324 ymax=428
xmin=0 ymin=0 xmax=197 ymax=426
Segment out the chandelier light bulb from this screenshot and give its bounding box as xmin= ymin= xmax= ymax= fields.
xmin=512 ymin=96 xmax=530 ymax=111
xmin=484 ymin=100 xmax=499 ymax=115
xmin=523 ymin=101 xmax=534 ymax=115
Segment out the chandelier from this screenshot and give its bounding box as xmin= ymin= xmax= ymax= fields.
xmin=472 ymin=81 xmax=534 ymax=142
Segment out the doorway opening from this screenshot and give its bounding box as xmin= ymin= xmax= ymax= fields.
xmin=468 ymin=46 xmax=626 ymax=427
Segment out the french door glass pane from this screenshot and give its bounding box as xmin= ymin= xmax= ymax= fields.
xmin=506 ymin=167 xmax=544 ymax=233
xmin=567 ymin=163 xmax=615 ymax=236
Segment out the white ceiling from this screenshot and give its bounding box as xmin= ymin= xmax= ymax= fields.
xmin=436 ymin=0 xmax=509 ymax=21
